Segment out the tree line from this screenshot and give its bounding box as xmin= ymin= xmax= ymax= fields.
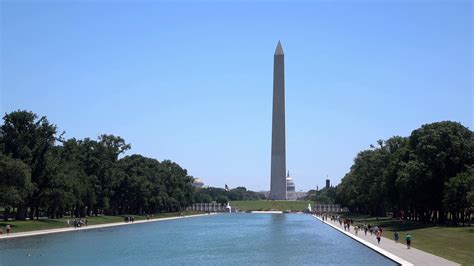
xmin=305 ymin=187 xmax=336 ymax=204
xmin=335 ymin=121 xmax=473 ymax=225
xmin=194 ymin=186 xmax=265 ymax=204
xmin=0 ymin=110 xmax=196 ymax=220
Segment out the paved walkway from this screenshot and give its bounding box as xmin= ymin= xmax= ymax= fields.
xmin=313 ymin=215 xmax=459 ymax=266
xmin=0 ymin=213 xmax=214 ymax=240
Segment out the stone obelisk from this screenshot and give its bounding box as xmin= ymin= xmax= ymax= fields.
xmin=270 ymin=41 xmax=287 ymax=200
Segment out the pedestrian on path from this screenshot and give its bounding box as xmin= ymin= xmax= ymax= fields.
xmin=406 ymin=233 xmax=412 ymax=249
xmin=376 ymin=230 xmax=381 ymax=244
xmin=394 ymin=231 xmax=399 ymax=243
xmin=6 ymin=224 xmax=11 ymax=235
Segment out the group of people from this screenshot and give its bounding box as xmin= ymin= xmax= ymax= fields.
xmin=341 ymin=218 xmax=354 ymax=232
xmin=124 ymin=216 xmax=135 ymax=223
xmin=67 ymin=219 xmax=88 ymax=228
xmin=351 ymin=221 xmax=412 ymax=249
xmin=316 ymin=213 xmax=413 ymax=249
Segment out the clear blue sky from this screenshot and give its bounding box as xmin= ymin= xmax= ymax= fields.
xmin=1 ymin=0 xmax=472 ymax=191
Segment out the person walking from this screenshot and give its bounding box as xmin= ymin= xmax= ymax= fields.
xmin=394 ymin=231 xmax=399 ymax=243
xmin=406 ymin=233 xmax=412 ymax=249
xmin=376 ymin=230 xmax=381 ymax=244
xmin=6 ymin=224 xmax=11 ymax=235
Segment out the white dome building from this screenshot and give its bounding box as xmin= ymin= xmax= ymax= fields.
xmin=192 ymin=178 xmax=204 ymax=188
xmin=286 ymin=171 xmax=297 ymax=201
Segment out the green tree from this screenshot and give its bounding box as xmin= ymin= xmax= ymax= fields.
xmin=0 ymin=156 xmax=33 ymax=220
xmin=216 ymin=195 xmax=229 ymax=204
xmin=307 ymin=187 xmax=337 ymax=204
xmin=408 ymin=121 xmax=473 ymax=222
xmin=335 ymin=121 xmax=473 ymax=224
xmin=1 ymin=110 xmax=57 ymax=220
xmin=78 ymin=135 xmax=130 ymax=215
xmin=194 ymin=192 xmax=212 ymax=203
xmin=443 ymin=168 xmax=474 ymax=226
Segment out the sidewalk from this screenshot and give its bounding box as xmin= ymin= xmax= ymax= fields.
xmin=0 ymin=213 xmax=214 ymax=240
xmin=313 ymin=215 xmax=459 ymax=266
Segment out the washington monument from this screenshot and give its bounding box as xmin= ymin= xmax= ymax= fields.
xmin=269 ymin=41 xmax=287 ymax=200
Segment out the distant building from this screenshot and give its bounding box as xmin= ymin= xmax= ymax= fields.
xmin=295 ymin=191 xmax=308 ymax=199
xmin=286 ymin=171 xmax=296 ymax=200
xmin=192 ymin=178 xmax=204 ymax=188
xmin=325 ymin=179 xmax=330 ymax=189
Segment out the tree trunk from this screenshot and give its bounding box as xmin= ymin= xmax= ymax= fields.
xmin=4 ymin=207 xmax=10 ymax=221
xmin=439 ymin=208 xmax=446 ymax=224
xmin=29 ymin=206 xmax=35 ymax=220
xmin=15 ymin=205 xmax=27 ymax=220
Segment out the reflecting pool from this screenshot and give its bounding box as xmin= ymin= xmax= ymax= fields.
xmin=0 ymin=213 xmax=397 ymax=265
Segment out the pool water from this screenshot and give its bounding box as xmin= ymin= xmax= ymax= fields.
xmin=0 ymin=213 xmax=397 ymax=265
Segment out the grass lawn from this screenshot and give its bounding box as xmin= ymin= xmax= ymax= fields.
xmin=344 ymin=214 xmax=474 ymax=265
xmin=230 ymin=200 xmax=311 ymax=211
xmin=0 ymin=211 xmax=202 ymax=234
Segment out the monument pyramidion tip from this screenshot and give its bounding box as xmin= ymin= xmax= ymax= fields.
xmin=275 ymin=41 xmax=284 ymax=55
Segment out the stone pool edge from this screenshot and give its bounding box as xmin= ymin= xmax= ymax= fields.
xmin=0 ymin=213 xmax=218 ymax=240
xmin=312 ymin=215 xmax=413 ymax=266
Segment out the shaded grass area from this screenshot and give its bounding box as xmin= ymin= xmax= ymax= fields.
xmin=0 ymin=211 xmax=202 ymax=234
xmin=344 ymin=214 xmax=474 ymax=265
xmin=230 ymin=200 xmax=311 ymax=211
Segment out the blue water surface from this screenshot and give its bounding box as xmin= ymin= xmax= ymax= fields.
xmin=0 ymin=213 xmax=397 ymax=265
